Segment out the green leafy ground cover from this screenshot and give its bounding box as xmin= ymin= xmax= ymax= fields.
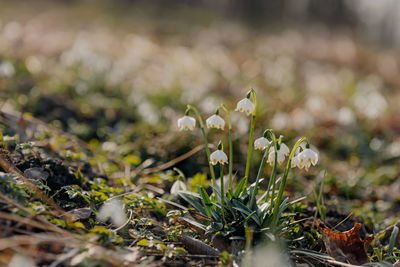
xmin=0 ymin=1 xmax=399 ymax=266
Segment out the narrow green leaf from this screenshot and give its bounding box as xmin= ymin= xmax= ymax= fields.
xmin=290 ymin=249 xmax=333 ymax=260
xmin=180 ymin=217 xmax=207 ymax=231
xmin=198 ymin=186 xmax=212 ymax=218
xmin=158 ymin=198 xmax=188 ymax=210
xmin=233 ymin=177 xmax=247 ymax=198
xmin=178 ymin=192 xmax=206 ymax=215
xmin=388 ymin=225 xmax=399 ymax=255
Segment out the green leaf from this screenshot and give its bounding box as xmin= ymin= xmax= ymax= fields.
xmin=289 ymin=249 xmax=333 ymax=260
xmin=233 ymin=177 xmax=247 ymax=198
xmin=388 ymin=225 xmax=399 ymax=255
xmin=232 ymin=200 xmax=261 ymax=226
xmin=180 ymin=217 xmax=207 ymax=231
xmin=198 ymin=186 xmax=212 ymax=218
xmin=178 ymin=192 xmax=207 ymax=215
xmin=158 ymin=198 xmax=188 ymax=210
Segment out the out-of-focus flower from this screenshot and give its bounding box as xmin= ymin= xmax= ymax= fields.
xmin=177 ymin=116 xmax=196 ymax=131
xmin=0 ymin=61 xmax=15 ymax=77
xmin=9 ymin=254 xmax=36 ymax=267
xmin=336 ymin=107 xmax=356 ymax=126
xmin=97 ymin=199 xmax=127 ymax=227
xmin=254 ymin=137 xmax=270 ymax=150
xmin=206 ymin=114 xmax=225 ymax=130
xmin=210 ymin=150 xmax=228 ymax=165
xmin=235 ymin=98 xmax=255 ymax=116
xmin=252 ymin=244 xmax=291 ymax=267
xmin=271 ymin=112 xmax=289 ymax=131
xmin=170 ymin=180 xmax=187 ymax=195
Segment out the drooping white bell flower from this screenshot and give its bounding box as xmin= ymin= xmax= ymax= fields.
xmin=291 ymin=155 xmax=300 ymax=168
xmin=235 ymin=98 xmax=255 ymax=116
xmin=210 ymin=150 xmax=228 ymax=165
xmin=254 ymin=137 xmax=270 ymax=150
xmin=269 ymin=142 xmax=290 ymax=158
xmin=298 ymin=148 xmax=318 ymax=166
xmin=177 ymin=115 xmax=196 ymax=131
xmin=206 ymin=114 xmax=225 ymax=130
xmin=97 ymin=199 xmax=127 ymax=227
xmin=278 ymin=142 xmax=290 ymax=156
xmin=267 ymin=150 xmax=285 ymax=166
xmin=170 ymin=180 xmax=187 ymax=195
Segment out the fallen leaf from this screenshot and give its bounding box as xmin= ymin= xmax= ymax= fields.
xmin=316 ymin=220 xmax=373 ymax=264
xmin=177 ymin=234 xmax=220 ymax=256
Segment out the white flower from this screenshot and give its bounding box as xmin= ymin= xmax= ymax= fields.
xmin=298 ymin=148 xmax=318 ymax=166
xmin=235 ymin=98 xmax=255 ymax=116
xmin=254 ymin=137 xmax=270 ymax=150
xmin=291 ymin=156 xmax=300 ymax=168
xmin=170 ymin=180 xmax=187 ymax=195
xmin=210 ymin=150 xmax=228 ymax=165
xmin=177 ymin=116 xmax=196 ymax=131
xmin=279 ymin=143 xmax=290 ymax=156
xmin=206 ymin=114 xmax=225 ymax=130
xmin=267 ymin=150 xmax=285 ymax=166
xmin=97 ymin=199 xmax=127 ymax=227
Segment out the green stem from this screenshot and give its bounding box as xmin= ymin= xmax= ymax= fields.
xmin=271 ymin=137 xmax=307 ymax=232
xmin=220 ymin=104 xmax=233 ymax=191
xmin=269 ymin=153 xmax=278 ymax=213
xmin=248 ymin=143 xmax=272 ymax=209
xmin=244 ymin=89 xmax=257 ymax=187
xmin=187 ymin=105 xmax=216 ymax=187
xmin=220 ymin=164 xmax=226 ymax=224
xmin=244 ymin=115 xmax=255 ymax=186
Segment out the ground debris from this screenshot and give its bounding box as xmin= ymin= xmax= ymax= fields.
xmin=316 ymin=220 xmax=373 ymax=265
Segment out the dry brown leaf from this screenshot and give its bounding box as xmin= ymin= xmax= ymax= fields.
xmin=316 ymin=220 xmax=373 ymax=264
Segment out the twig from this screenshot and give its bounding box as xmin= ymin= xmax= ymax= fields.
xmin=326 ymin=259 xmax=362 ymax=267
xmin=332 ymin=212 xmax=353 ymax=230
xmin=0 ymin=233 xmax=77 ymax=251
xmin=48 ymin=248 xmax=80 ymax=267
xmin=140 ymin=144 xmax=214 ymax=175
xmin=0 ymin=194 xmax=75 ymax=235
xmin=112 ymin=210 xmax=133 ymax=232
xmin=0 ymin=211 xmax=76 ymax=236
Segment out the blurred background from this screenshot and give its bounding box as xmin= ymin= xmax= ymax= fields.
xmin=0 ymin=0 xmax=399 ymax=227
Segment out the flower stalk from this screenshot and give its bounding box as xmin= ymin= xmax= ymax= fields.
xmin=248 ymin=142 xmax=272 ymax=209
xmin=244 ymin=89 xmax=257 ymax=186
xmin=186 ymin=105 xmax=216 ymax=186
xmin=220 ymin=104 xmax=233 ymax=191
xmin=271 ymin=137 xmax=307 ymax=232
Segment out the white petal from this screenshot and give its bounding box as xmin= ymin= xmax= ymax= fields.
xmin=206 ymin=114 xmax=225 ymax=130
xmin=210 ymin=150 xmax=228 ymax=165
xmin=235 ymin=98 xmax=255 ymax=116
xmin=178 ymin=116 xmax=196 ymax=131
xmin=170 ymin=180 xmax=187 ymax=195
xmin=277 ymin=151 xmax=286 ymax=165
xmin=97 ymin=199 xmax=127 ymax=227
xmin=291 ymin=156 xmax=299 ymax=168
xmin=279 ymin=143 xmax=290 ymax=156
xmin=254 ymin=137 xmax=270 ymax=150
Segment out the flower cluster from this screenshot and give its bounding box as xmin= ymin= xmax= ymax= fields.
xmin=291 ymin=148 xmax=318 ymax=171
